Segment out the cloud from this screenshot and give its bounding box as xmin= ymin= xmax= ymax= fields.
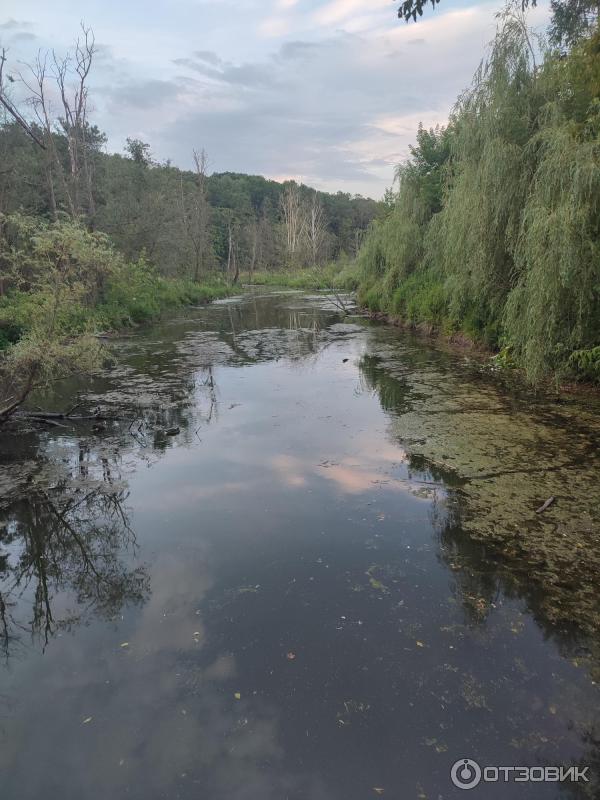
xmin=258 ymin=15 xmax=292 ymax=38
xmin=313 ymin=0 xmax=391 ymax=27
xmin=193 ymin=50 xmax=224 ymax=66
xmin=0 ymin=18 xmax=33 ymax=30
xmin=1 ymin=0 xmax=550 ymax=197
xmin=313 ymin=0 xmax=365 ymax=26
xmin=137 ymin=11 xmax=497 ymax=194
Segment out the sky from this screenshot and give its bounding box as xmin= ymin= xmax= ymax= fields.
xmin=0 ymin=0 xmax=549 ymax=198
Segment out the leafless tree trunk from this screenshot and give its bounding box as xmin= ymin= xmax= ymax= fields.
xmin=179 ymin=148 xmax=211 ymax=282
xmin=280 ymin=182 xmax=304 ymax=259
xmin=226 ymin=214 xmax=233 ymax=278
xmin=18 ymin=52 xmax=76 ymax=217
xmin=304 ymin=191 xmax=327 ymax=265
xmin=13 ymin=24 xmax=96 ymax=220
xmin=53 ymin=25 xmax=96 ymax=218
xmin=247 ymin=219 xmax=258 ymax=280
xmin=232 ymin=243 xmax=239 ymax=285
xmin=0 ymin=48 xmax=47 ymax=150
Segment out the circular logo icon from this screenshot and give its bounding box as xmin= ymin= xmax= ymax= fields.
xmin=451 ymin=758 xmax=482 ymax=790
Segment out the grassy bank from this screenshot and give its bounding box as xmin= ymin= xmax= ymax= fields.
xmin=0 ymin=269 xmax=231 ymax=349
xmin=241 ymin=260 xmax=360 ymax=292
xmin=0 ymin=216 xmax=231 ymax=352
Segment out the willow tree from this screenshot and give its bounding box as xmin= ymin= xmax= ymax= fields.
xmin=425 ymin=13 xmax=541 ymax=341
xmin=504 ymin=29 xmax=600 ymax=380
xmin=357 ymin=9 xmax=600 ymax=381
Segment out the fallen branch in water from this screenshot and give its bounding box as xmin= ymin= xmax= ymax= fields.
xmin=535 ymin=496 xmax=555 ymax=514
xmin=16 ymin=409 xmax=126 ymax=424
xmin=28 ymin=416 xmax=69 ymax=428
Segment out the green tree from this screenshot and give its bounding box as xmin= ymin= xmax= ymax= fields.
xmin=0 ymin=215 xmax=111 ymax=422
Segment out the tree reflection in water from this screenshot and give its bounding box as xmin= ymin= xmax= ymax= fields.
xmin=0 ymin=349 xmax=231 ymax=663
xmin=0 ymin=468 xmax=148 ymax=661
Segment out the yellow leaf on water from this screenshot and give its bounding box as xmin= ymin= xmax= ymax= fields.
xmin=234 ymin=692 xmax=241 ymax=700
xmin=416 ymin=641 xmax=424 ymax=648
xmin=120 ymin=642 xmax=129 ymax=648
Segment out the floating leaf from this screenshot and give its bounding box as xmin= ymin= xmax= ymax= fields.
xmin=82 ymin=717 xmax=93 ymax=724
xmin=120 ymin=642 xmax=129 ymax=648
xmin=234 ymin=692 xmax=241 ymax=700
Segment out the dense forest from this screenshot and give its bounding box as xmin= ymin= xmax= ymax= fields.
xmin=0 ymin=123 xmax=380 ymax=280
xmin=357 ymin=6 xmax=600 ymax=384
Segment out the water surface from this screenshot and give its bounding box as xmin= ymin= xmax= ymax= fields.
xmin=1 ymin=291 xmax=599 ymax=799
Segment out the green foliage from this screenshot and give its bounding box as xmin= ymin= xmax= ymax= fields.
xmin=97 ymin=257 xmax=229 ymax=328
xmin=567 ymin=346 xmax=600 ymax=381
xmin=242 ymin=257 xmax=360 ymax=292
xmin=0 ymin=214 xmax=232 ymax=421
xmin=491 ymin=345 xmax=518 ymax=370
xmin=503 ymin=29 xmax=600 ymax=381
xmin=356 ymin=124 xmax=449 ymax=315
xmin=550 ymin=0 xmax=599 ymax=47
xmin=391 ymin=272 xmax=447 ymax=324
xmin=0 ymin=123 xmax=382 ymax=280
xmin=0 ymin=215 xmax=108 ymax=419
xmin=0 ymin=319 xmax=22 ymax=350
xmin=357 ymin=17 xmax=600 ymax=384
xmin=332 ymin=259 xmax=361 ymax=291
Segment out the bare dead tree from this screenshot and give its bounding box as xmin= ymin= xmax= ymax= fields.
xmin=18 ymin=52 xmax=75 ymax=217
xmin=13 ymin=24 xmax=97 ymax=220
xmin=226 ymin=213 xmax=233 ymax=277
xmin=248 ymin=218 xmax=258 ymax=280
xmin=0 ymin=47 xmax=47 ymax=150
xmin=280 ymin=182 xmax=304 ymax=259
xmin=179 ymin=148 xmax=211 ymax=282
xmin=223 ymin=208 xmax=240 ymax=284
xmin=304 ymin=191 xmax=327 ymax=266
xmin=53 ymin=24 xmax=96 ymax=219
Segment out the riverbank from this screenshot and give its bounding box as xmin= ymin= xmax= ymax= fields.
xmin=240 ymin=261 xmax=359 ymax=292
xmin=0 ymin=274 xmax=231 ymax=349
xmin=363 ymin=307 xmax=600 ymax=396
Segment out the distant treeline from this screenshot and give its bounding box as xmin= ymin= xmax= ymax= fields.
xmin=357 ymin=14 xmax=600 ymax=384
xmin=0 ymin=121 xmax=381 ymax=279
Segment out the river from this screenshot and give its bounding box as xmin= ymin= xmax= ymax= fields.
xmin=1 ymin=290 xmax=599 ymax=799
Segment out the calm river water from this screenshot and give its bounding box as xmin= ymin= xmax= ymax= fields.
xmin=1 ymin=290 xmax=599 ymax=799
